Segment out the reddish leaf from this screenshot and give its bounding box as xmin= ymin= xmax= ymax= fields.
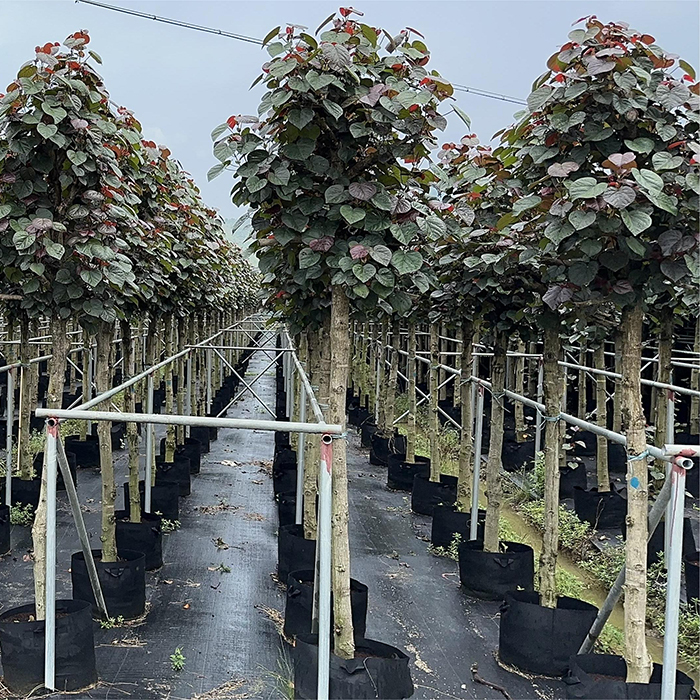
xmin=227 ymin=116 xmax=237 ymax=129
xmin=350 ymin=244 xmax=369 ymax=260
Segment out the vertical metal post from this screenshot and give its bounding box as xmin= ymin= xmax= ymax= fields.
xmin=86 ymin=346 xmax=93 ymax=435
xmin=665 ymin=386 xmax=675 ymax=564
xmin=295 ymin=380 xmax=307 ymax=525
xmin=470 ymin=355 xmax=478 ymax=433
xmin=206 ymin=348 xmax=213 ymax=415
xmin=4 ymin=368 xmax=14 ymax=505
xmin=661 ymin=459 xmax=689 ymax=700
xmin=374 ymin=336 xmax=381 ymax=425
xmin=317 ymin=434 xmax=333 ymax=700
xmin=145 ymin=375 xmax=154 ymax=513
xmin=185 ymin=354 xmax=192 ymax=438
xmin=470 ymin=385 xmax=485 ymax=540
xmin=44 ymin=418 xmax=58 ymax=691
xmin=534 ymin=359 xmax=544 ymax=455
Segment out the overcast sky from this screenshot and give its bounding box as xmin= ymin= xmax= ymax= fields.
xmin=1 ymin=1 xmax=698 ymax=221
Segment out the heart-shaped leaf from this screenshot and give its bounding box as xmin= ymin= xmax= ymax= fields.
xmin=348 ymin=182 xmax=377 ymax=201
xmin=37 ymin=122 xmax=58 ymax=139
xmin=352 ymin=263 xmax=376 ymax=283
xmin=568 ymin=210 xmax=596 ymax=230
xmin=621 ymin=209 xmax=652 ymax=235
xmin=547 ymin=161 xmax=580 ymax=178
xmin=340 ymin=205 xmax=366 ymax=225
xmin=391 ymin=250 xmax=423 ymax=275
xmin=369 ymin=244 xmax=392 ymax=267
xmin=602 ymin=186 xmax=636 ymax=209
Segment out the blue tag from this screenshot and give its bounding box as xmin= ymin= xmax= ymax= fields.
xmin=630 ymin=476 xmax=640 ymax=489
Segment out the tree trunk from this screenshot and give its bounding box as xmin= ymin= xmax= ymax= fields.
xmin=18 ymin=315 xmax=34 ymax=480
xmin=164 ymin=317 xmax=176 ymax=462
xmin=594 ymin=345 xmax=610 ymax=492
xmin=406 ymin=320 xmax=417 ymax=464
xmin=578 ymin=346 xmax=587 ymax=419
xmin=32 ymin=315 xmax=68 ymax=620
xmin=177 ymin=318 xmax=186 ymax=445
xmin=328 ymin=288 xmax=354 ymax=660
xmin=79 ymin=330 xmax=90 ymax=440
xmin=654 ymin=311 xmax=673 ymax=470
xmin=539 ymin=319 xmax=563 ymax=609
xmin=376 ymin=320 xmax=386 ymax=431
xmin=620 ymin=305 xmax=652 ymax=684
xmin=514 ymin=339 xmax=526 ymax=442
xmin=121 ymin=321 xmax=141 ymax=524
xmin=428 ymin=324 xmax=440 ymax=482
xmin=303 ymin=327 xmax=321 ymax=540
xmin=96 ymin=325 xmax=117 ymax=563
xmin=483 ymin=331 xmax=506 ymax=553
xmin=613 ymin=331 xmax=623 ymax=433
xmin=691 ymin=318 xmax=699 ymax=435
xmin=457 ymin=320 xmax=474 ymax=511
xmin=439 ymin=323 xmax=447 ymax=403
xmin=384 ymin=319 xmax=400 ymax=431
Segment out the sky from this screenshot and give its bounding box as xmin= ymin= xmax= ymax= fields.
xmin=1 ymin=0 xmax=698 ymax=222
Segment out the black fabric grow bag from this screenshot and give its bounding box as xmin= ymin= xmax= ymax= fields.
xmin=0 ymin=476 xmax=41 ymax=509
xmin=114 ymin=510 xmax=163 ymax=571
xmin=361 ymin=421 xmax=378 ymax=448
xmin=64 ymin=434 xmax=100 ymax=467
xmin=386 ymin=453 xmax=430 ymax=491
xmin=278 ymin=524 xmax=316 ymax=584
xmin=411 ymin=473 xmax=457 ymax=516
xmin=458 ymin=540 xmax=534 ymax=600
xmin=499 ymin=590 xmax=598 ymax=676
xmin=283 ymin=570 xmax=368 ymax=640
xmin=686 ymin=551 xmax=699 ymax=604
xmin=607 ymin=443 xmax=627 ymax=473
xmin=559 ymin=464 xmax=587 ymax=500
xmin=0 ymin=599 xmax=97 ymax=695
xmin=34 ymin=450 xmax=78 ymax=491
xmin=274 ymin=446 xmax=297 ymax=471
xmin=71 ymin=549 xmax=146 ymax=619
xmin=293 ymin=634 xmax=414 ymax=699
xmin=348 ymin=406 xmax=370 ymax=427
xmin=571 ymin=431 xmax=597 ymax=457
xmin=370 ymin=431 xmax=407 ymax=467
xmin=277 ymin=491 xmax=297 ymax=527
xmin=431 ymin=506 xmax=485 ymax=549
xmin=274 ymin=467 xmax=298 ymax=497
xmin=621 ymin=517 xmax=696 ymax=565
xmin=502 ymin=438 xmax=536 ymax=471
xmin=565 ymin=654 xmax=695 ymax=699
xmin=573 ymin=485 xmax=627 ymax=529
xmin=275 ymin=431 xmax=291 ymax=450
xmin=123 ymin=480 xmax=179 ymax=521
xmin=160 ymin=437 xmax=202 ymax=474
xmin=0 ymin=503 xmax=10 ymax=555
xmin=155 ymin=454 xmax=191 ymax=496
xmin=189 ymin=426 xmax=211 ymax=454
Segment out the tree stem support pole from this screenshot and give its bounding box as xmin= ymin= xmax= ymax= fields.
xmin=317 ymin=434 xmax=334 ymax=700
xmin=295 ymin=377 xmax=307 ymax=525
xmin=534 ymin=359 xmax=544 ymax=455
xmin=664 ymin=387 xmax=675 ymax=564
xmin=145 ymin=375 xmax=154 ymax=512
xmin=470 ymin=385 xmax=485 ymax=540
xmin=4 ymin=368 xmax=14 ymax=505
xmin=43 ymin=418 xmax=58 ymax=691
xmin=206 ymin=347 xmax=213 ymax=415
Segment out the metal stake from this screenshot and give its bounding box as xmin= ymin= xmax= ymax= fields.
xmin=665 ymin=387 xmax=675 ymax=565
xmin=44 ymin=419 xmax=58 ymax=691
xmin=295 ymin=380 xmax=307 ymax=525
xmin=534 ymin=360 xmax=544 ymax=455
xmin=4 ymin=367 xmax=14 ymax=505
xmin=470 ymin=385 xmax=485 ymax=540
xmin=145 ymin=374 xmax=154 ymax=513
xmin=317 ymin=434 xmax=333 ymax=700
xmin=206 ymin=347 xmax=213 ymax=414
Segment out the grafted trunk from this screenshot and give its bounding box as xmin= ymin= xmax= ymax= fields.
xmin=18 ymin=316 xmax=35 ymax=480
xmin=539 ymin=319 xmax=563 ymax=609
xmin=406 ymin=320 xmax=417 ymax=463
xmin=457 ymin=320 xmax=474 ymax=511
xmin=483 ymin=331 xmax=506 ymax=553
xmin=620 ymin=305 xmax=652 ymax=684
xmin=32 ymin=315 xmax=68 ymax=619
xmin=329 ymin=287 xmax=354 ymax=660
xmin=578 ymin=346 xmax=587 ymax=420
xmin=303 ymin=327 xmax=322 ymax=540
xmin=384 ymin=319 xmax=400 ymax=431
xmin=428 ymin=324 xmax=440 ymax=482
xmin=654 ymin=311 xmax=673 ymax=469
xmin=514 ymin=338 xmax=526 ymax=442
xmin=594 ymin=345 xmax=610 ymax=492
xmin=121 ymin=321 xmax=141 ymax=524
xmin=164 ymin=317 xmax=176 ymax=462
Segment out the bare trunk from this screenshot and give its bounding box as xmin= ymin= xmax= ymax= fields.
xmin=406 ymin=320 xmax=417 ymax=463
xmin=439 ymin=323 xmax=447 ymax=402
xmin=145 ymin=317 xmax=157 ymax=486
xmin=457 ymin=320 xmax=474 ymax=511
xmin=691 ymin=319 xmax=699 ymax=435
xmin=578 ymin=346 xmax=587 ymax=419
xmin=177 ymin=318 xmax=186 ymax=445
xmin=164 ymin=317 xmax=176 ymax=462
xmin=620 ymin=305 xmax=652 ymax=684
xmin=654 ymin=312 xmax=673 ymax=470
xmin=384 ymin=319 xmax=400 ymax=431
xmin=594 ymin=345 xmax=610 ymax=492
xmin=514 ymin=339 xmax=526 ymax=442
xmin=376 ymin=321 xmax=386 ymax=431
xmin=483 ymin=331 xmax=506 ymax=553
xmin=121 ymin=321 xmax=141 ymax=524
xmin=539 ymin=319 xmax=563 ymax=609
xmin=79 ymin=330 xmax=90 ymax=440
xmin=32 ymin=315 xmax=67 ymax=620
xmin=612 ymin=331 xmax=623 ymax=433
xmin=18 ymin=316 xmax=34 ymax=479
xmin=303 ymin=327 xmax=321 ymax=540
xmin=329 ymin=287 xmax=354 ymax=660
xmin=428 ymin=324 xmax=440 ymax=482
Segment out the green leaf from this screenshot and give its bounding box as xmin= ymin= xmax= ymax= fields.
xmin=602 ymin=186 xmax=636 ymax=209
xmin=621 ymin=209 xmax=652 ymax=235
xmin=306 ymin=71 xmax=336 ymax=91
xmin=544 ymin=219 xmax=574 ymax=244
xmin=568 ymin=261 xmax=598 ymax=286
xmin=391 ymin=250 xmax=423 ymax=275
xmin=29 ymin=262 xmax=45 ymax=276
xmin=375 ymin=267 xmax=395 ymax=289
xmin=452 ymin=105 xmax=471 ymax=129
xmin=288 ymin=108 xmax=314 ymax=130
xmin=568 ymin=210 xmax=596 ymax=230
xmin=282 ymin=138 xmax=316 ymax=160
xmin=513 ymin=194 xmax=542 ymax=215
xmin=679 ymin=59 xmax=696 ymax=80
xmin=325 ymin=185 xmax=348 ymax=204
xmin=370 ymin=191 xmax=393 ymax=211
xmin=527 ymin=85 xmax=553 ymax=112
xmin=322 ymin=99 xmax=343 ymax=120
xmin=80 ymin=269 xmax=102 ymax=287
xmin=211 ymin=123 xmax=228 ymax=141
xmin=632 ymin=168 xmax=664 ymax=195
xmin=299 ymin=248 xmax=321 ymax=269
xmin=281 ymin=210 xmax=309 ymax=232
xmin=646 ymin=191 xmax=678 ymax=215
xmin=36 ymin=122 xmax=58 ymax=139
xmin=369 ymin=245 xmax=392 ymax=267
xmin=0 ymin=204 xmax=12 ymax=218
xmin=340 ymin=205 xmax=365 ymax=225
xmin=624 ymin=137 xmax=655 ymax=154
xmin=568 ymin=177 xmax=607 ymax=200
xmin=353 ymin=263 xmax=376 ymax=282
xmin=390 ymin=290 xmax=412 ymax=315
xmin=44 ymin=241 xmax=64 ymax=259
xmin=12 ymin=230 xmax=34 ymax=250
xmin=262 ymin=26 xmax=281 ymax=47
xmin=207 ymin=162 xmax=227 ymax=181
xmin=352 ymin=283 xmax=369 ymax=298
xmin=626 ymin=236 xmax=647 ymax=257
xmin=67 ymin=149 xmax=87 ymax=166
xmin=651 ymin=152 xmax=683 ymax=171
xmin=422 ymin=215 xmax=447 ymax=238
xmin=349 ymin=123 xmax=369 ymax=139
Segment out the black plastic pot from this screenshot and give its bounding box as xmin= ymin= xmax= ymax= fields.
xmin=499 ymin=590 xmax=598 ymax=676
xmin=284 ymin=570 xmax=368 ymax=640
xmin=386 ymin=453 xmax=430 ymax=492
xmin=559 ymin=464 xmax=588 ymax=500
xmin=0 ymin=503 xmax=10 ymax=555
xmin=34 ymin=450 xmax=78 ymax=491
xmin=370 ymin=431 xmax=407 ymax=466
xmin=685 ymin=551 xmax=699 ymax=604
xmin=0 ymin=476 xmax=41 ymax=509
xmin=71 ymin=549 xmax=146 ymax=619
xmin=160 ymin=437 xmax=202 ymax=474
xmin=277 ymin=491 xmax=297 ymax=527
xmin=189 ymin=426 xmax=211 ymax=454
xmin=458 ymin=540 xmax=534 ymax=600
xmin=565 ymin=654 xmax=695 ymax=699
xmin=502 ymin=438 xmax=536 ymax=471
xmin=411 ymin=473 xmax=457 ymax=516
xmin=293 ymin=635 xmax=414 ymax=700
xmin=278 ymin=524 xmax=316 ymax=584
xmin=123 ymin=480 xmax=179 ymax=521
xmin=0 ymin=599 xmax=97 ymax=695
xmin=115 ymin=510 xmax=163 ymax=570
xmin=64 ymin=434 xmax=100 ymax=467
xmin=155 ymin=454 xmax=191 ymax=496
xmin=431 ymin=506 xmax=485 ymax=549
xmin=361 ymin=421 xmax=378 ymax=448
xmin=573 ymin=485 xmax=627 ymax=530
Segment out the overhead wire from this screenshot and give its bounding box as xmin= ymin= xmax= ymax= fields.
xmin=76 ymin=0 xmax=528 ymax=106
